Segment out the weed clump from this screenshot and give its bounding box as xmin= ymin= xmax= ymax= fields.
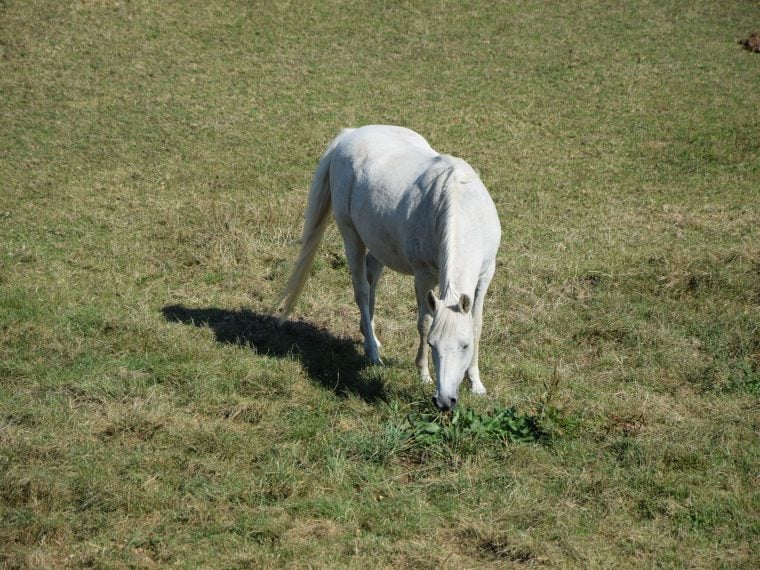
xmin=401 ymin=403 xmax=577 ymax=455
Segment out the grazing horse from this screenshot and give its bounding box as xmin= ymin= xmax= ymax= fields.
xmin=276 ymin=125 xmax=501 ymax=410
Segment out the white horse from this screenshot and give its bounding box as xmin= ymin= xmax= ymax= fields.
xmin=276 ymin=125 xmax=501 ymax=410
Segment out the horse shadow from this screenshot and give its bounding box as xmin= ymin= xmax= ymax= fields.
xmin=161 ymin=305 xmax=386 ymax=402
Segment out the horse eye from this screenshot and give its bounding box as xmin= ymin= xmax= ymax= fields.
xmin=462 ymin=344 xmax=470 ymax=351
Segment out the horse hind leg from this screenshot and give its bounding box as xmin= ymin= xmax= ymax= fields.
xmin=366 ymin=253 xmax=385 ymax=353
xmin=340 ymin=227 xmax=383 ymax=365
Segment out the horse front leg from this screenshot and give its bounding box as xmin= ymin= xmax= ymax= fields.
xmin=342 ymin=229 xmax=382 ymax=365
xmin=414 ymin=274 xmax=436 ymax=384
xmin=467 ymin=264 xmax=495 ymax=395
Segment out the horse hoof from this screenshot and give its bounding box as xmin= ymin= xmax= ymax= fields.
xmin=420 ymin=373 xmax=433 ymax=385
xmin=471 ymin=383 xmax=487 ymax=396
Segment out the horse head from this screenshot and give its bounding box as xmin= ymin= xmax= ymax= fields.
xmin=426 ymin=290 xmax=474 ymax=411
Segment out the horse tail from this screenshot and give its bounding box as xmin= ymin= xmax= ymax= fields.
xmin=275 ymin=130 xmax=350 ymax=324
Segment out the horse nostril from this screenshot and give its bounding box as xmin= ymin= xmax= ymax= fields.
xmin=450 ymin=397 xmax=457 ymax=409
xmin=433 ymin=396 xmax=449 ymax=411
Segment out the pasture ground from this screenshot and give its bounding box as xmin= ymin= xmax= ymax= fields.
xmin=1 ymin=1 xmax=758 ymax=567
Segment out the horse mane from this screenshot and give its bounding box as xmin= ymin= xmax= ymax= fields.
xmin=435 ymin=156 xmax=479 ymax=302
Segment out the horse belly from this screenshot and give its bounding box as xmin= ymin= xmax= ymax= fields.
xmin=369 ymin=244 xmax=416 ymax=276
xmin=356 ymin=218 xmax=416 ymax=275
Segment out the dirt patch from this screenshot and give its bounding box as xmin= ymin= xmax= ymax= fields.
xmin=606 ymin=412 xmax=645 ymax=437
xmin=452 ymin=527 xmax=544 ymax=566
xmin=282 ymin=517 xmax=343 ymax=546
xmin=476 ymin=537 xmax=537 ymax=564
xmin=740 ymin=34 xmax=760 ymax=53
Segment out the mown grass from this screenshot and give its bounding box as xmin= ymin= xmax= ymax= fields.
xmin=1 ymin=0 xmax=758 ymax=567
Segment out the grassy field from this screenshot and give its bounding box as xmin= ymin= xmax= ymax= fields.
xmin=1 ymin=0 xmax=758 ymax=567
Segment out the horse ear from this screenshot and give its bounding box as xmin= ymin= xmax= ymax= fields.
xmin=426 ymin=290 xmax=439 ymax=312
xmin=459 ymin=294 xmax=472 ymax=314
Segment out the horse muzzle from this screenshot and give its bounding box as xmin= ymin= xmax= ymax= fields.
xmin=433 ymin=394 xmax=458 ymax=411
